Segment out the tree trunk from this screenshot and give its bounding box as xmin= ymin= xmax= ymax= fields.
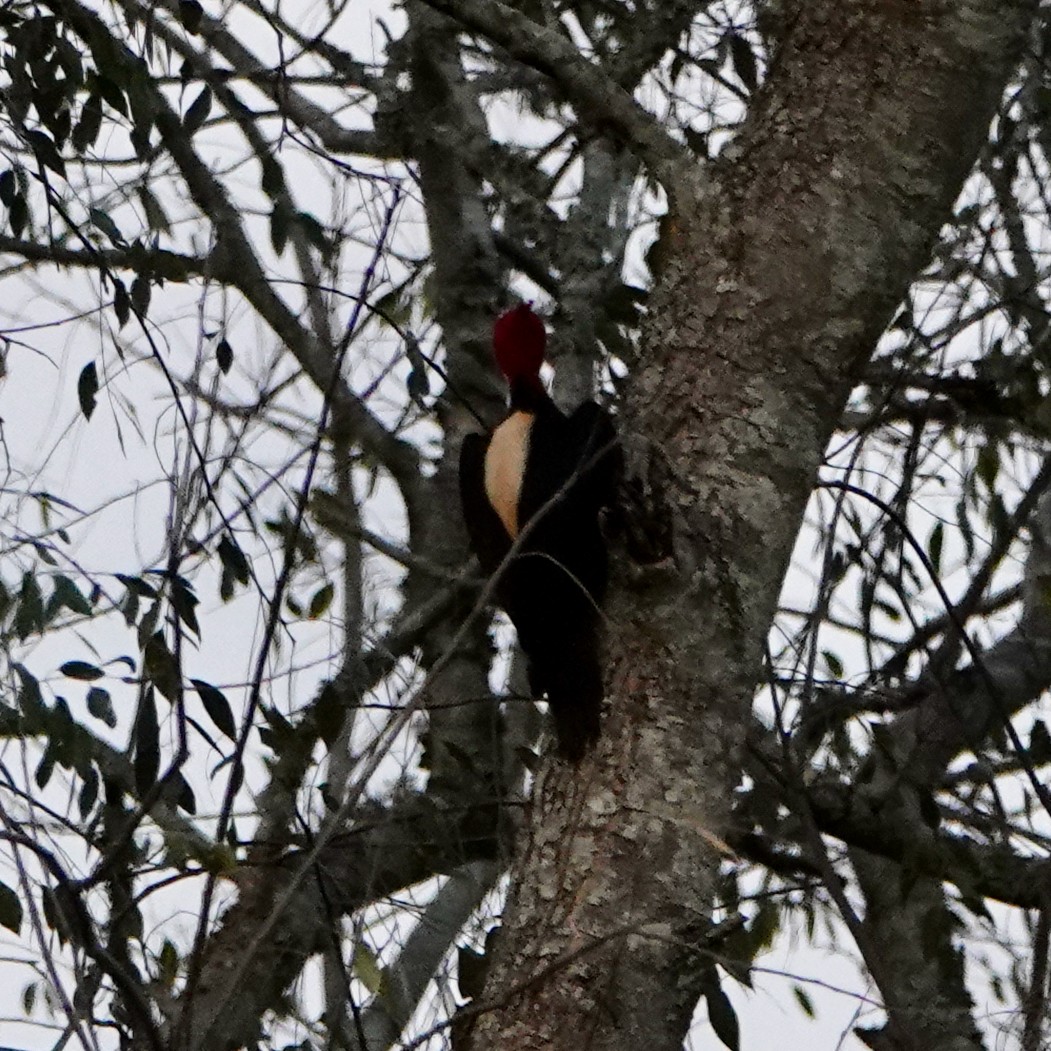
xmin=467 ymin=2 xmax=1035 ymax=1047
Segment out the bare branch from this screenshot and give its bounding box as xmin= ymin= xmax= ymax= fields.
xmin=417 ymin=0 xmax=694 ymax=185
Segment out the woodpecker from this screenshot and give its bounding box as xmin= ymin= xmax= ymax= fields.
xmin=459 ymin=304 xmax=620 ymax=760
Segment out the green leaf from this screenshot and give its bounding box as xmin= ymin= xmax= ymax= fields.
xmin=71 ymin=94 xmax=102 ymax=153
xmin=113 ymin=278 xmax=130 ymax=328
xmin=991 ymin=975 xmax=1005 ymax=1004
xmin=130 ymin=274 xmax=151 ymax=318
xmin=873 ymin=598 xmax=901 ymax=622
xmin=793 ymin=984 xmax=815 ymax=1019
xmin=821 ymin=649 xmax=843 ymax=679
xmin=60 ymin=660 xmax=103 ymax=681
xmin=260 ymin=154 xmax=285 ymax=198
xmin=183 ymin=85 xmax=212 ymax=134
xmin=137 ymin=600 xmax=161 ymax=651
xmin=89 ymin=207 xmax=124 ymax=245
xmin=296 ymin=211 xmax=330 ymax=257
xmin=15 ymin=572 xmax=44 ymax=639
xmin=15 ymin=664 xmax=44 ymax=717
xmin=216 ymin=338 xmax=233 ymax=374
xmin=77 ymin=361 xmax=98 ymax=421
xmin=92 ymin=73 xmax=128 ymax=116
xmin=457 ymin=944 xmax=488 ymax=1001
xmin=191 ymin=679 xmax=236 ymax=740
xmin=8 ymin=194 xmax=28 ymax=237
xmin=217 ymin=533 xmax=249 ymax=585
xmin=133 ymin=687 xmax=159 ymax=796
xmin=25 ymin=129 xmax=66 ymax=178
xmin=126 ymin=69 xmax=157 ymax=145
xmin=928 ymin=521 xmax=944 ymax=575
xmin=87 ymin=686 xmax=116 ymax=728
xmin=722 ymin=900 xmax=779 ymax=980
xmin=35 ymin=749 xmax=54 ymax=790
xmin=137 ymin=185 xmax=170 ymax=234
xmin=144 ymin=632 xmax=180 ymax=701
xmin=259 ymin=705 xmax=293 ymax=755
xmin=270 ymin=200 xmax=291 ymax=255
xmin=129 ymin=122 xmax=151 ymax=162
xmin=54 ymin=37 xmax=85 ymax=89
xmin=0 ymin=170 xmax=15 ymax=207
xmin=1031 ymin=719 xmax=1051 ymax=763
xmin=178 ymin=0 xmax=204 ymax=33
xmin=78 ymin=764 xmax=98 ymax=817
xmin=53 ymin=575 xmax=92 ymax=616
xmin=116 ymin=573 xmax=157 ymax=598
xmin=40 ymin=887 xmax=64 ymax=944
xmin=48 ymin=109 xmax=73 ymax=153
xmin=373 ymin=287 xmax=409 ymax=328
xmin=171 ymin=770 xmax=196 ymax=814
xmin=977 ymin=441 xmax=999 ymax=492
xmin=704 ymin=974 xmax=740 ymax=1051
xmin=308 ymin=582 xmax=334 ymax=619
xmin=959 ymin=894 xmax=993 ymax=923
xmin=314 ymin=680 xmax=345 ymax=748
xmin=170 ymin=578 xmax=199 ymax=636
xmin=0 ymin=880 xmax=23 ymax=934
xmin=353 ymin=942 xmax=385 ymax=996
xmin=158 ymin=938 xmax=179 ymax=987
xmin=407 ymin=353 xmax=430 ymax=408
xmin=727 ymin=32 xmax=757 ymax=92
xmin=34 ymin=542 xmax=58 ymax=569
xmin=216 ymin=533 xmax=249 ymax=601
xmin=52 ymin=696 xmax=76 ymax=748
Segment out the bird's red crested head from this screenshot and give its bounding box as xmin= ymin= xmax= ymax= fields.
xmin=492 ymin=303 xmax=546 ymax=385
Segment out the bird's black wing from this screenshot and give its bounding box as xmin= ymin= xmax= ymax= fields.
xmin=481 ymin=401 xmax=619 ymax=762
xmin=459 ymin=431 xmax=512 ymax=577
xmin=515 ymin=402 xmax=618 ymax=762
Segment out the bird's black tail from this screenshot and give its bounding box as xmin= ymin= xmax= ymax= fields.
xmin=528 ymin=632 xmax=603 ymax=762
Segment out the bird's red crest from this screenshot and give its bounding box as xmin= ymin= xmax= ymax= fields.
xmin=493 ymin=303 xmax=546 ymax=383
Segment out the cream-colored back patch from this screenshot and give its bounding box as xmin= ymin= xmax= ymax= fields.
xmin=484 ymin=411 xmax=533 ymax=539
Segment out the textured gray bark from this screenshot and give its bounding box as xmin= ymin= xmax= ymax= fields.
xmin=462 ymin=2 xmax=1036 ymax=1048
xmin=851 ymin=854 xmax=982 ymax=1051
